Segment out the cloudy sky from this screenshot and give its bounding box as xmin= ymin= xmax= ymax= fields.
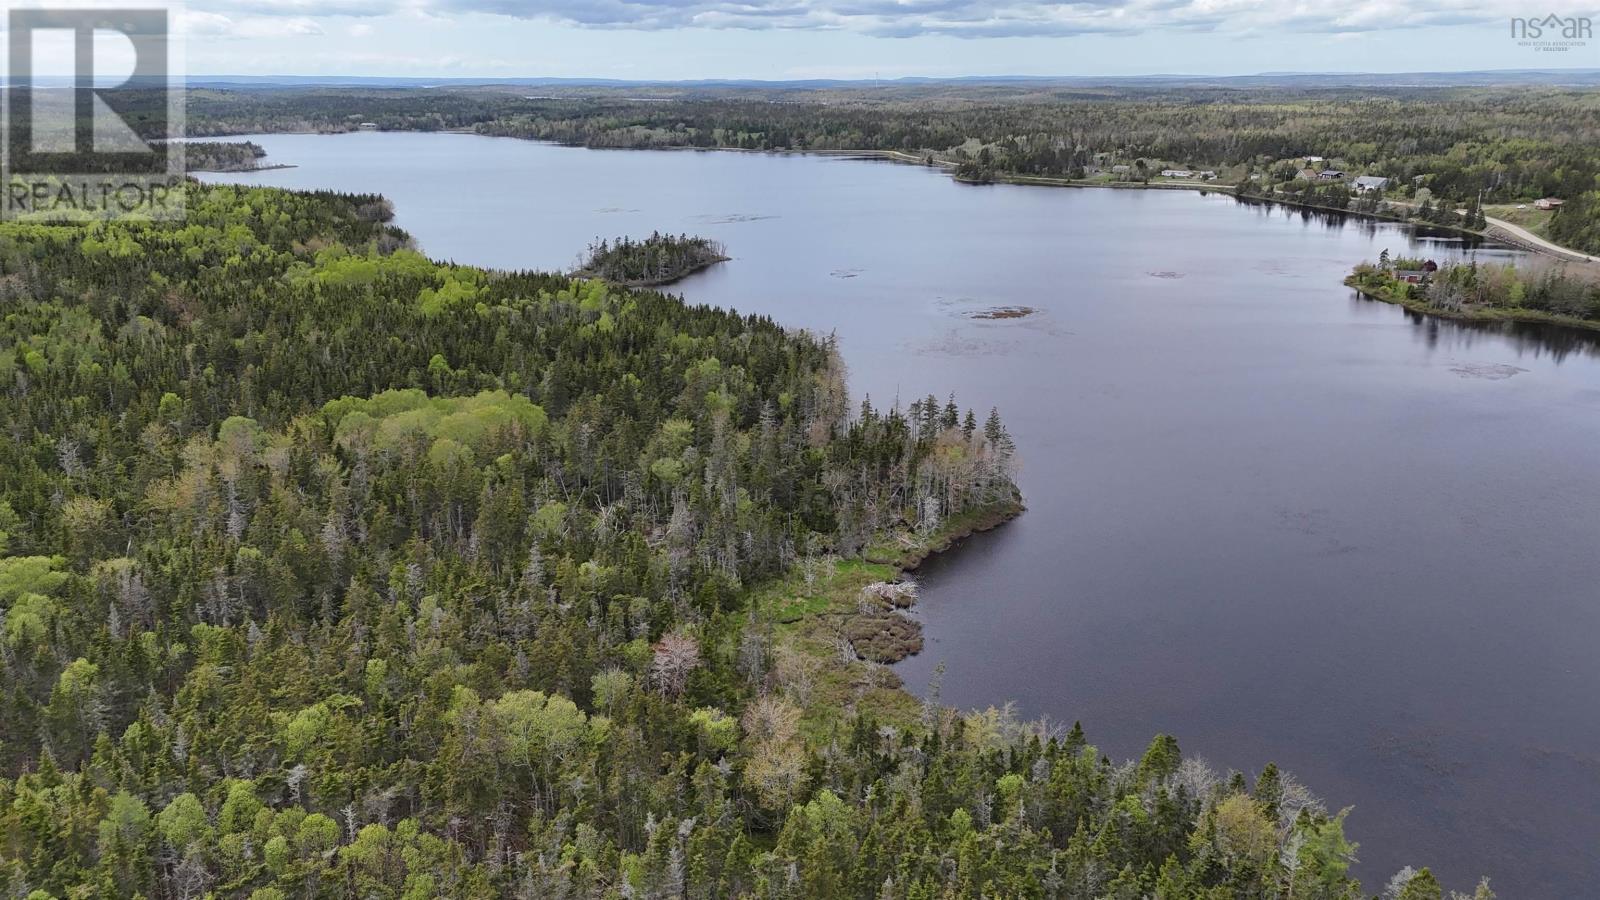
xmin=166 ymin=0 xmax=1600 ymax=78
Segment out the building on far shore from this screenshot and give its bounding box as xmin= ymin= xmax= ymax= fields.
xmin=1535 ymin=197 xmax=1565 ymax=210
xmin=1318 ymin=169 xmax=1346 ymax=181
xmin=1161 ymin=169 xmax=1195 ymax=179
xmin=1353 ymin=176 xmax=1390 ymax=193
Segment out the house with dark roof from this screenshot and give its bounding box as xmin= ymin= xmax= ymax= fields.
xmin=1318 ymin=169 xmax=1346 ymax=181
xmin=1393 ymin=260 xmax=1439 ymax=284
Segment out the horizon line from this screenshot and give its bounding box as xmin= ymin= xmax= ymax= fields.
xmin=178 ymin=67 xmax=1600 ymax=85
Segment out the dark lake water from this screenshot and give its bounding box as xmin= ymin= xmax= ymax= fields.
xmin=203 ymin=132 xmax=1600 ymax=897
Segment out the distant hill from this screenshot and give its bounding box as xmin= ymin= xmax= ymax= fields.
xmin=180 ymin=69 xmax=1600 ymax=91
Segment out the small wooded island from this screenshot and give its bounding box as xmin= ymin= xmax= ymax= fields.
xmin=576 ymin=232 xmax=729 ymax=286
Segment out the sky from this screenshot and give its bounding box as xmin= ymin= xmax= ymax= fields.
xmin=42 ymin=0 xmax=1600 ymax=79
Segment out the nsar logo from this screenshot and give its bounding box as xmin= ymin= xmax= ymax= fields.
xmin=1510 ymin=13 xmax=1593 ymax=51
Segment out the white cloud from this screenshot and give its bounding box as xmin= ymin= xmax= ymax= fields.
xmin=180 ymin=0 xmax=1600 ymax=39
xmin=179 ymin=10 xmax=325 ymax=37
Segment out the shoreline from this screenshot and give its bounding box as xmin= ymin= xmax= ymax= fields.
xmin=201 ymin=126 xmax=1599 ymax=267
xmin=1345 ymin=276 xmax=1600 ymax=333
xmin=515 ymin=132 xmax=1600 ymax=266
xmin=865 ymin=493 xmax=1026 ymax=571
xmin=188 ymin=163 xmax=298 ymax=174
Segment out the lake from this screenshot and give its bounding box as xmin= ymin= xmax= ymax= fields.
xmin=202 ymin=131 xmax=1600 ymax=897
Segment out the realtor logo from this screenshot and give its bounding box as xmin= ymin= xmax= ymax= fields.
xmin=1510 ymin=13 xmax=1593 ymax=51
xmin=2 ymin=1 xmax=185 ymax=221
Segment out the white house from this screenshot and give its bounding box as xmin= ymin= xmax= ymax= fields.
xmin=1353 ymin=176 xmax=1390 ymax=193
xmin=1161 ymin=169 xmax=1195 ymax=179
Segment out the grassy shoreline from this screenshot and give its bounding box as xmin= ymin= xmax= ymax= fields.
xmin=1345 ymin=276 xmax=1600 ymax=333
xmin=747 ymin=494 xmax=1025 ymax=737
xmin=864 ymin=492 xmax=1026 ymax=569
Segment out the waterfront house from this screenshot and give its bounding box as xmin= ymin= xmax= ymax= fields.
xmin=1318 ymin=169 xmax=1346 ymax=180
xmin=1392 ymin=260 xmax=1438 ymax=284
xmin=1298 ymin=168 xmax=1318 ymax=181
xmin=1353 ymin=176 xmax=1390 ymax=193
xmin=1161 ymin=169 xmax=1195 ymax=178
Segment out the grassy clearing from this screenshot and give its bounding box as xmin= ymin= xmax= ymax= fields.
xmin=1485 ymin=203 xmax=1555 ymax=236
xmin=749 ymin=557 xmax=923 ymax=740
xmin=744 ymin=496 xmax=1025 ymax=741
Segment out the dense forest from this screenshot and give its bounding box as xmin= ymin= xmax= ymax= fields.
xmin=175 ymin=82 xmax=1600 ymax=253
xmin=0 ymin=182 xmax=1495 ymax=898
xmin=1348 ymin=254 xmax=1600 ymax=325
xmin=577 ymin=233 xmax=729 ymax=286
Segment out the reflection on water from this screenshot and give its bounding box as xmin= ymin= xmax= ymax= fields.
xmin=1344 ymin=291 xmax=1600 ymax=362
xmin=1233 ymin=196 xmax=1510 ymax=252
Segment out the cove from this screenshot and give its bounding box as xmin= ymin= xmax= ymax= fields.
xmin=202 ymin=131 xmax=1600 ymax=896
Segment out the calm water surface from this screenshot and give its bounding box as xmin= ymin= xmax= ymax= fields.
xmin=204 ymin=132 xmax=1600 ymax=896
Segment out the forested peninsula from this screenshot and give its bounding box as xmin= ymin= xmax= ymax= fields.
xmin=175 ymin=141 xmax=276 ymax=173
xmin=1347 ymin=256 xmax=1600 ymax=330
xmin=0 ymin=183 xmax=1489 ymax=899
